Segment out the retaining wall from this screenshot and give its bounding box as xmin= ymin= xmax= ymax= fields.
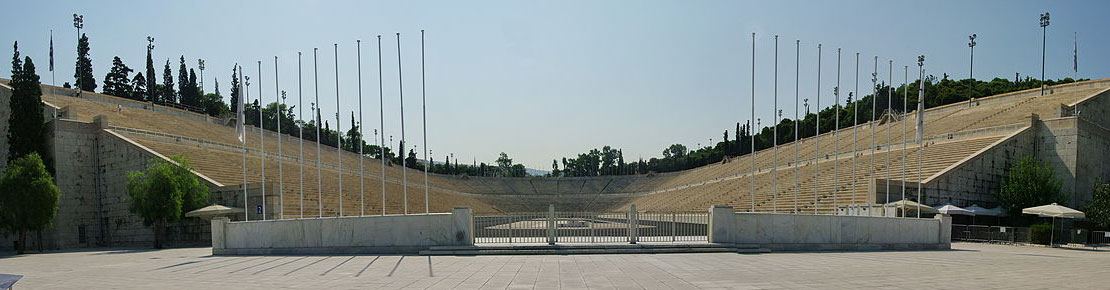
xmin=212 ymin=207 xmax=474 ymax=255
xmin=709 ymin=206 xmax=950 ymax=251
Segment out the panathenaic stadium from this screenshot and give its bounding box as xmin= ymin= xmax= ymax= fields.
xmin=1 ymin=78 xmax=1109 ymax=252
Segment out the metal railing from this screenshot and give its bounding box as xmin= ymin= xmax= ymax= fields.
xmin=953 ymin=225 xmax=1110 ymax=247
xmin=473 ymin=205 xmax=708 ymax=244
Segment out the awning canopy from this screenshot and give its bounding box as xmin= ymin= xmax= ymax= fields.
xmin=965 ymin=204 xmax=1005 ymax=216
xmin=1022 ymin=203 xmax=1084 ymax=218
xmin=936 ymin=204 xmax=975 ymax=216
xmin=884 ymin=200 xmax=938 ymax=214
xmin=185 ymin=204 xmax=244 ymax=220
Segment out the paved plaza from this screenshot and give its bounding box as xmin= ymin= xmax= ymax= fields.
xmin=1 ymin=243 xmax=1108 ymax=289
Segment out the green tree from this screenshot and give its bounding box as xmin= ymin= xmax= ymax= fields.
xmin=74 ymin=34 xmax=96 ymax=92
xmin=8 ymin=42 xmax=46 ymax=161
xmin=993 ymin=156 xmax=1067 ymax=216
xmin=0 ymin=153 xmax=60 ymax=254
xmin=102 ymin=56 xmax=134 ymax=98
xmin=145 ymin=38 xmax=157 ymax=102
xmin=161 ymin=59 xmax=175 ymax=104
xmin=1085 ymin=182 xmax=1110 ymax=229
xmin=126 ymin=156 xmax=209 ymax=249
xmin=230 ymin=66 xmax=240 ymax=114
xmin=131 ymin=72 xmax=147 ymax=101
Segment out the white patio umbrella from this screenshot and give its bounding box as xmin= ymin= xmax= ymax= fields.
xmin=186 ymin=204 xmax=245 ymax=221
xmin=885 ymin=199 xmax=937 ymax=216
xmin=936 ymin=204 xmax=975 ymax=216
xmin=1022 ymin=203 xmax=1085 ymax=246
xmin=965 ymin=204 xmax=1003 ymax=216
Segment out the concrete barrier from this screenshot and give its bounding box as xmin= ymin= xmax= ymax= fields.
xmin=212 ymin=207 xmax=474 ymax=255
xmin=710 ymin=205 xmax=951 ymax=251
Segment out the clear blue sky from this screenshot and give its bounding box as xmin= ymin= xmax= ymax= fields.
xmin=3 ymin=0 xmax=1108 ymax=170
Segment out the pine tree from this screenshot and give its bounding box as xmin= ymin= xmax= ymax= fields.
xmin=230 ymin=66 xmax=240 ymax=113
xmin=132 ymin=72 xmax=147 ymax=101
xmin=8 ymin=42 xmax=46 ymax=161
xmin=161 ymin=59 xmax=175 ymax=103
xmin=74 ymin=34 xmax=96 ymax=92
xmin=145 ymin=40 xmax=156 ymax=102
xmin=102 ymin=56 xmax=134 ymax=98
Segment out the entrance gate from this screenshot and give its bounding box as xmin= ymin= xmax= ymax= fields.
xmin=473 ymin=205 xmax=708 ymax=244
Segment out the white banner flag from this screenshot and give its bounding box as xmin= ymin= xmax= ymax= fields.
xmin=236 ymin=67 xmax=245 ymax=143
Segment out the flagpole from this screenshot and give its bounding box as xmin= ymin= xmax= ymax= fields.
xmin=358 ymin=39 xmax=365 ymax=216
xmin=833 ymin=48 xmax=840 ymax=215
xmin=50 ymin=29 xmax=55 ymax=99
xmin=422 ymin=30 xmax=430 ymax=214
xmin=378 ymin=35 xmax=387 ymax=216
xmin=772 ymin=35 xmax=778 ymax=214
xmin=917 ymin=55 xmax=925 ymax=218
xmin=902 ymin=65 xmax=908 ymax=218
xmin=870 ymin=56 xmax=877 ymax=216
xmin=814 ymin=43 xmax=821 ymax=215
xmin=298 ymin=52 xmax=304 ymax=218
xmin=852 ymin=53 xmax=859 ymax=215
xmin=240 ymin=64 xmax=248 ymax=221
xmin=793 ymin=40 xmax=800 ymax=214
xmin=750 ymin=32 xmax=755 ymax=213
xmin=886 ymin=59 xmax=893 ymax=217
xmin=257 ymin=60 xmax=266 ymax=220
xmin=275 ymin=56 xmax=283 ymax=219
xmin=314 ymin=48 xmax=322 ymax=218
xmin=397 ymin=33 xmax=408 ymax=215
xmin=334 ymin=43 xmax=343 ymax=217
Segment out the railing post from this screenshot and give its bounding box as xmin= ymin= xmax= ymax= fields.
xmin=507 ymin=216 xmax=513 ymax=244
xmin=672 ymin=212 xmax=677 ymax=242
xmin=547 ymin=204 xmax=556 ymax=245
xmin=629 ymin=204 xmax=638 ymax=244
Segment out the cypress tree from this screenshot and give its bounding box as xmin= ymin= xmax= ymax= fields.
xmin=177 ymin=56 xmax=188 ymax=106
xmin=161 ymin=59 xmax=175 ymax=103
xmin=8 ymin=42 xmax=46 ymax=161
xmin=230 ymin=66 xmax=240 ymax=113
xmin=145 ymin=40 xmax=156 ymax=102
xmin=188 ymin=68 xmax=199 ymax=108
xmin=131 ymin=72 xmax=147 ymax=101
xmin=74 ymin=33 xmax=96 ymax=92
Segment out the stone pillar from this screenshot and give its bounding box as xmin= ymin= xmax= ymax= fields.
xmin=628 ymin=204 xmax=638 ymax=244
xmin=451 ymin=207 xmax=473 ymax=246
xmin=934 ymin=214 xmax=952 ymax=248
xmin=547 ymin=204 xmax=556 ymax=245
xmin=709 ymin=205 xmax=735 ymax=244
xmin=211 ymin=217 xmax=228 ymax=254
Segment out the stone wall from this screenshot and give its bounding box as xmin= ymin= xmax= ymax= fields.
xmin=212 ymin=207 xmax=473 ymax=255
xmin=923 ymin=126 xmax=1036 ymax=208
xmin=709 ymin=206 xmax=950 ymax=251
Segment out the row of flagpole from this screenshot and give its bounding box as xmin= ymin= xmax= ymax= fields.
xmin=744 ymin=33 xmax=929 ymax=217
xmin=236 ymin=32 xmax=431 ymax=220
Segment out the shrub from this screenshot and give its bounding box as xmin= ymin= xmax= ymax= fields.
xmin=1030 ymin=223 xmax=1053 ymax=245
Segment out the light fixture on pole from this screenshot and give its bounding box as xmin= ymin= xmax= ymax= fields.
xmin=72 ymin=13 xmax=83 ymax=95
xmin=916 ymin=55 xmax=926 ymax=218
xmin=1039 ymin=12 xmax=1050 ymax=96
xmin=967 ymin=34 xmax=976 ymax=106
xmin=198 ymin=59 xmax=206 ymax=93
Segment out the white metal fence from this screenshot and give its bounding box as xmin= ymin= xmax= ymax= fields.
xmin=473 ymin=205 xmax=708 ymax=244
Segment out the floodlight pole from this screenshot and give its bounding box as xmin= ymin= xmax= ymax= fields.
xmin=1040 ymin=12 xmax=1050 ymax=95
xmin=198 ymin=59 xmax=206 ymax=93
xmin=814 ymin=44 xmax=821 ymax=215
xmin=793 ymin=40 xmax=800 ymax=214
xmin=334 ymin=43 xmax=343 ymax=217
xmin=750 ymin=32 xmax=756 ymax=213
xmin=772 ymin=35 xmax=778 ymax=214
xmin=257 ymin=61 xmax=266 ymax=220
xmin=72 ymin=13 xmax=83 ymax=95
xmin=968 ymin=34 xmax=976 ymax=106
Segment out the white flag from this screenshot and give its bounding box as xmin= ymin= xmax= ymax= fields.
xmin=915 ymin=102 xmax=924 ymax=144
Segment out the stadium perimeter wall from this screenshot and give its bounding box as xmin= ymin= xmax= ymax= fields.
xmin=709 ymin=206 xmax=950 ymax=251
xmin=211 ymin=207 xmax=474 ymax=255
